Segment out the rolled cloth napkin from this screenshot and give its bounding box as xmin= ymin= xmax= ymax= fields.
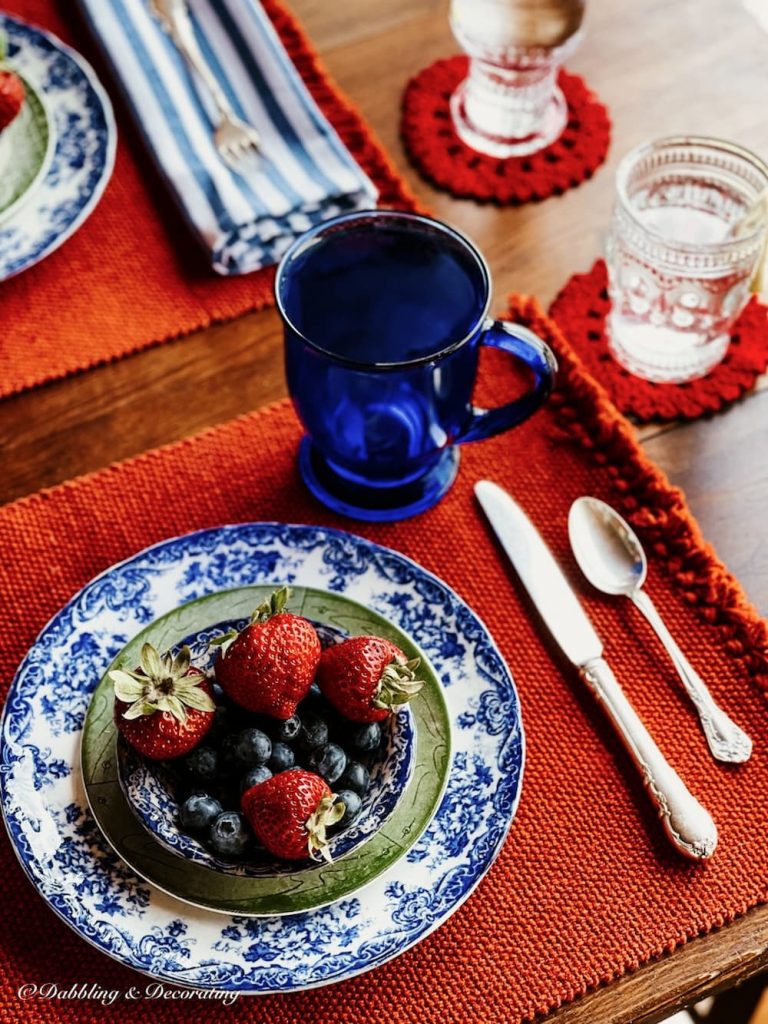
xmin=77 ymin=0 xmax=378 ymax=273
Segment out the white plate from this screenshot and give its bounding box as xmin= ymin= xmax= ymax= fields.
xmin=0 ymin=523 xmax=524 ymax=993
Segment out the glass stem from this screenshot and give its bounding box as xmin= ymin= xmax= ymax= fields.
xmin=460 ymin=55 xmax=559 ymax=146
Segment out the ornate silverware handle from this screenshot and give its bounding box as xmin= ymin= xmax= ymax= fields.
xmin=631 ymin=589 xmax=753 ymax=764
xmin=581 ymin=657 xmax=718 ymax=860
xmin=151 ymin=0 xmax=235 ymax=119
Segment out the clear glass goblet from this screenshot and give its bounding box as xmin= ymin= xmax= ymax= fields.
xmin=449 ymin=0 xmax=586 ymax=159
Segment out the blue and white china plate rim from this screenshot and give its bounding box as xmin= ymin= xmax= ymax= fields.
xmin=0 ymin=522 xmax=525 ymax=993
xmin=0 ymin=14 xmax=116 ymax=281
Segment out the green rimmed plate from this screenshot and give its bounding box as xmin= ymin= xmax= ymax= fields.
xmin=81 ymin=585 xmax=452 ymax=917
xmin=0 ymin=73 xmax=53 ymax=224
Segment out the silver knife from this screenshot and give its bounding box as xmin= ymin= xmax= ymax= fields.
xmin=475 ymin=480 xmax=718 ymax=860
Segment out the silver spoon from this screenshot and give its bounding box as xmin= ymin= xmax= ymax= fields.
xmin=568 ymin=496 xmax=753 ymax=765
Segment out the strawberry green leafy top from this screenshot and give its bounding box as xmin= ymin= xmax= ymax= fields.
xmin=109 ymin=642 xmax=215 ymax=723
xmin=307 ymin=794 xmax=345 ymax=863
xmin=373 ymin=657 xmax=424 ymax=710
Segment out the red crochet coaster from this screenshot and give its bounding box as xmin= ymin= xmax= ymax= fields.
xmin=400 ymin=56 xmax=610 ymax=203
xmin=549 ymin=260 xmax=768 ymax=422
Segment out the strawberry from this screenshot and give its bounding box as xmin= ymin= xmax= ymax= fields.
xmin=241 ymin=768 xmax=344 ymax=862
xmin=110 ymin=642 xmax=215 ymax=760
xmin=0 ymin=71 xmax=24 ymax=133
xmin=316 ymin=635 xmax=424 ymax=723
xmin=214 ymin=586 xmax=321 ymax=720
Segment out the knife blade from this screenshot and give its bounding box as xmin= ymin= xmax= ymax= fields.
xmin=475 ymin=479 xmax=603 ymax=667
xmin=475 ymin=480 xmax=718 ymax=860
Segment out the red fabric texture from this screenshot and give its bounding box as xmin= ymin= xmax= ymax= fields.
xmin=549 ymin=260 xmax=768 ymax=421
xmin=400 ymin=57 xmax=610 ymax=204
xmin=0 ymin=0 xmax=417 ymax=400
xmin=1 ymin=297 xmax=768 ymax=1023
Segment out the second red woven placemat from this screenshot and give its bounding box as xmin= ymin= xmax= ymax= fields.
xmin=0 ymin=0 xmax=417 ymax=400
xmin=1 ymin=298 xmax=767 ymax=1023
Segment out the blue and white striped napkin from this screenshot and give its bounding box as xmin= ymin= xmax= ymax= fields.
xmin=77 ymin=0 xmax=378 ymax=274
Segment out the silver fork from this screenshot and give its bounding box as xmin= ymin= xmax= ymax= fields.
xmin=150 ymin=0 xmax=261 ymax=169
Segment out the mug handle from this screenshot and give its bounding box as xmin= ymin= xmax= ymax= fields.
xmin=457 ymin=320 xmax=558 ymax=444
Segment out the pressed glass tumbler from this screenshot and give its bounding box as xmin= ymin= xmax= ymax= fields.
xmin=606 ymin=136 xmax=768 ymax=383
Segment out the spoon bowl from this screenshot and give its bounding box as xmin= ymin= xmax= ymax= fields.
xmin=568 ymin=497 xmax=647 ymax=597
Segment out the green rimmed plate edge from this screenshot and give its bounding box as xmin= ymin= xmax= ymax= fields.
xmin=0 ymin=73 xmax=53 ymax=221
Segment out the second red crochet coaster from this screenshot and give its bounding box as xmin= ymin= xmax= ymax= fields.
xmin=401 ymin=56 xmax=611 ymax=204
xmin=549 ymin=260 xmax=768 ymax=422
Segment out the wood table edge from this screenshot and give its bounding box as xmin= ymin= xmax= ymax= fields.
xmin=545 ymin=901 xmax=768 ymax=1024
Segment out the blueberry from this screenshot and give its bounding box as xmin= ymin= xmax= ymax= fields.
xmin=240 ymin=765 xmax=272 ymax=794
xmin=299 ymin=712 xmax=329 ymax=751
xmin=334 ymin=789 xmax=362 ymax=829
xmin=272 ymin=714 xmax=301 ymax=743
xmin=234 ymin=728 xmax=272 ymax=767
xmin=349 ymin=721 xmax=382 ymax=753
xmin=338 ymin=761 xmax=370 ymax=796
xmin=308 ymin=742 xmax=347 ymax=786
xmin=268 ymin=742 xmax=295 ymax=773
xmin=184 ymin=745 xmax=218 ymax=782
xmin=209 ymin=811 xmax=251 ymax=858
xmin=179 ymin=792 xmax=222 ymax=834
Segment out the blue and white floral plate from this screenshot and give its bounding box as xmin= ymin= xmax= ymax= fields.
xmin=0 ymin=524 xmax=524 ymax=992
xmin=0 ymin=14 xmax=116 ymax=281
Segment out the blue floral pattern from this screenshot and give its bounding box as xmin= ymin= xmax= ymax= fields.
xmin=0 ymin=15 xmax=115 ymax=281
xmin=0 ymin=523 xmax=524 ymax=993
xmin=55 ymin=804 xmax=151 ymax=916
xmin=406 ymin=752 xmax=494 ymax=867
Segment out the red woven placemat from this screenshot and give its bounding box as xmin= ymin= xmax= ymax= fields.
xmin=1 ymin=298 xmax=768 ymax=1024
xmin=550 ymin=260 xmax=768 ymax=421
xmin=401 ymin=57 xmax=610 ymax=204
xmin=0 ymin=0 xmax=417 ymax=401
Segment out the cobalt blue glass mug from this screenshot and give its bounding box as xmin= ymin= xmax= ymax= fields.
xmin=276 ymin=210 xmax=557 ymax=522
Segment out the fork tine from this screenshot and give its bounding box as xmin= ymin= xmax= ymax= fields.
xmin=215 ymin=121 xmax=260 ymax=170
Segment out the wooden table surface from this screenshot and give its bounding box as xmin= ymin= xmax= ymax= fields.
xmin=3 ymin=0 xmax=768 ymax=1021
